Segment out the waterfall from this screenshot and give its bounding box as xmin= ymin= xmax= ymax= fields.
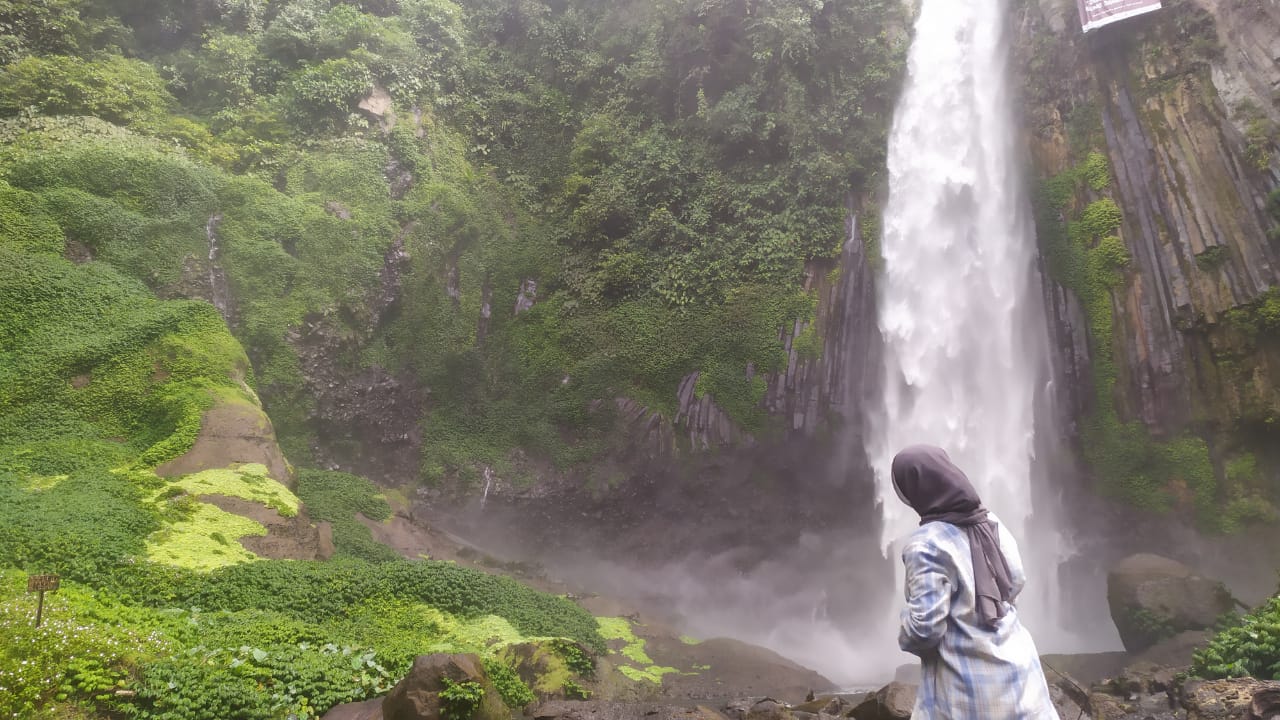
xmin=866 ymin=0 xmax=1076 ymax=651
xmin=205 ymin=213 xmax=231 ymax=322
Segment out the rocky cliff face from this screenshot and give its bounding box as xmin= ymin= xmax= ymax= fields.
xmin=1015 ymin=0 xmax=1280 ymax=523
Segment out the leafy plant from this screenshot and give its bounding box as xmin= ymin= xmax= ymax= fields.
xmin=1192 ymin=594 xmax=1280 ymax=679
xmin=439 ymin=678 xmax=485 ymax=720
xmin=483 ymin=658 xmax=536 ymax=709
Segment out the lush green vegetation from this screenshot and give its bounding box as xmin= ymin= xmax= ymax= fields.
xmin=0 ymin=0 xmax=907 ymax=714
xmin=1034 ymin=154 xmax=1274 ymax=530
xmin=1 ymin=0 xmax=908 ymax=484
xmin=296 ymin=468 xmax=399 ymax=561
xmin=1193 ymin=594 xmax=1280 ymax=679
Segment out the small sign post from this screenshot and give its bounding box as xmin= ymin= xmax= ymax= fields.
xmin=27 ymin=574 xmax=59 ymax=627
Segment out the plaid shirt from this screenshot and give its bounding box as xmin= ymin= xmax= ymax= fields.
xmin=899 ymin=516 xmax=1057 ymax=720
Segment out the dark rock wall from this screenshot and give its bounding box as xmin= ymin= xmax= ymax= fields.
xmin=1019 ymin=0 xmax=1280 ymax=437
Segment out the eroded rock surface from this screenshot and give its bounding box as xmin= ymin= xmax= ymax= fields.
xmin=1107 ymin=554 xmax=1237 ymax=652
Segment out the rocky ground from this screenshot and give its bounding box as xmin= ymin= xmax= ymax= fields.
xmin=319 ymin=529 xmax=1280 ymax=720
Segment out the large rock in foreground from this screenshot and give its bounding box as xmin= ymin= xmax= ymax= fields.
xmin=1107 ymin=554 xmax=1237 ymax=653
xmin=849 ymin=682 xmax=915 ymax=720
xmin=1182 ymin=678 xmax=1280 ymax=720
xmin=382 ymin=654 xmax=509 ymax=720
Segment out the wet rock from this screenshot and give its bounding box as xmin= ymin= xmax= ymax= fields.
xmin=1107 ymin=554 xmax=1237 ymax=653
xmin=849 ymin=683 xmax=915 ymax=720
xmin=382 ymin=653 xmax=509 ymax=720
xmin=359 ymin=85 xmax=393 ymax=118
xmin=1044 ymin=663 xmax=1091 ymax=720
xmin=1181 ymin=678 xmax=1280 ymax=720
xmin=289 ymin=312 xmax=425 ymax=482
xmin=202 ymin=494 xmax=331 ymax=561
xmin=532 ymin=702 xmax=728 ymax=720
xmin=1131 ymin=631 xmax=1213 ymax=671
xmin=1089 ymin=691 xmax=1146 ymax=720
xmin=723 ymin=698 xmax=790 ymax=720
xmin=1042 ymin=653 xmax=1131 ymax=687
xmin=1105 ymin=661 xmax=1181 ymax=697
xmin=514 ymin=278 xmax=538 ymax=314
xmin=321 ymin=698 xmax=383 ymax=720
xmin=791 ymin=697 xmax=849 ymax=717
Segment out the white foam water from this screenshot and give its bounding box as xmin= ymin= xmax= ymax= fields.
xmin=866 ymin=0 xmax=1079 ymax=655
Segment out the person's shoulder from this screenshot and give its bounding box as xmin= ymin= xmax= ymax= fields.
xmin=901 ymin=522 xmax=961 ymax=554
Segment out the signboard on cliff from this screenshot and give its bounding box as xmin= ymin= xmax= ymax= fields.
xmin=1078 ymin=0 xmax=1162 ymax=32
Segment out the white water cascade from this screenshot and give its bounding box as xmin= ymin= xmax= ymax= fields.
xmin=866 ymin=0 xmax=1076 ymax=652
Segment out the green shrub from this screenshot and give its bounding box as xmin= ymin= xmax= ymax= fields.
xmin=1082 ymin=151 xmax=1111 ymax=191
xmin=439 ymin=678 xmax=485 ymax=720
xmin=0 ymin=54 xmax=173 ymax=125
xmin=483 ymin=658 xmax=536 ymax=709
xmin=0 ymin=179 xmax=63 ymax=254
xmin=0 ymin=570 xmax=170 ymax=719
xmin=1192 ymin=594 xmax=1280 ymax=679
xmin=115 ymin=559 xmax=604 ymax=653
xmin=130 ymin=643 xmax=396 ymax=720
xmin=295 ymin=469 xmax=398 ymax=562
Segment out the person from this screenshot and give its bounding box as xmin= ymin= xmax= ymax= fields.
xmin=891 ymin=444 xmax=1057 ymax=720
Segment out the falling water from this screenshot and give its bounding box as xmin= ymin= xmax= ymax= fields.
xmin=866 ymin=0 xmax=1075 ymax=651
xmin=205 ymin=213 xmax=231 ymax=321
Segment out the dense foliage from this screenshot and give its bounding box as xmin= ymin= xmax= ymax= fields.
xmin=296 ymin=469 xmax=399 ymax=561
xmin=1 ymin=0 xmax=907 ymax=483
xmin=0 ymin=1 xmax=907 ymax=715
xmin=1193 ymin=595 xmax=1280 ymax=680
xmin=1034 ymin=134 xmax=1276 ymax=531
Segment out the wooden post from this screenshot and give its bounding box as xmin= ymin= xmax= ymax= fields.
xmin=27 ymin=574 xmax=59 ymax=627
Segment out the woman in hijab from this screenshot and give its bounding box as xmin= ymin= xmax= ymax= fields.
xmin=891 ymin=444 xmax=1057 ymax=720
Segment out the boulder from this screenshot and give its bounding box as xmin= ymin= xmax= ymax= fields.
xmin=1130 ymin=631 xmax=1213 ymax=670
xmin=1107 ymin=554 xmax=1237 ymax=653
xmin=382 ymin=653 xmax=509 ymax=720
xmin=322 ymin=698 xmax=384 ymax=720
xmin=155 ymin=397 xmax=293 ymax=486
xmin=723 ymin=698 xmax=790 ymax=720
xmin=1182 ymin=679 xmax=1280 ymax=720
xmin=849 ymin=683 xmax=915 ymax=720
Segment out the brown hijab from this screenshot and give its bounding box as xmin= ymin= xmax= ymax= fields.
xmin=891 ymin=444 xmax=1015 ymax=629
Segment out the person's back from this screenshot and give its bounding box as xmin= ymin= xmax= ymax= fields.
xmin=891 ymin=444 xmax=1057 ymax=720
xmin=900 ymin=515 xmax=1055 ymax=719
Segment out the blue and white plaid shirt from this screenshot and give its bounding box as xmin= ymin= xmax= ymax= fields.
xmin=899 ymin=515 xmax=1058 ymax=720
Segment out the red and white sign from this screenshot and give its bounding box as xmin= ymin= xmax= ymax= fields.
xmin=1078 ymin=0 xmax=1163 ymax=32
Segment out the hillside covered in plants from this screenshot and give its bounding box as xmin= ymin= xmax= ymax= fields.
xmin=0 ymin=0 xmax=907 ymax=716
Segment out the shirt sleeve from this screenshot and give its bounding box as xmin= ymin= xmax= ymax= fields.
xmin=899 ymin=538 xmax=953 ymax=656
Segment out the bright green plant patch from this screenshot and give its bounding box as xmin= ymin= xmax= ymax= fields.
xmin=167 ymin=464 xmax=299 ymax=518
xmin=145 ymin=500 xmax=265 ymax=570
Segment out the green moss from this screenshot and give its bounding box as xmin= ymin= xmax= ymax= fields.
xmin=168 ymin=464 xmax=300 ymax=518
xmin=0 ymin=179 xmax=64 ymax=254
xmin=1035 ymin=159 xmax=1227 ymax=526
xmin=595 ymin=616 xmax=679 ymax=683
xmin=617 ymin=665 xmax=680 ymax=684
xmin=1195 ymin=246 xmax=1229 ymax=272
xmin=145 ymin=500 xmax=266 ymax=570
